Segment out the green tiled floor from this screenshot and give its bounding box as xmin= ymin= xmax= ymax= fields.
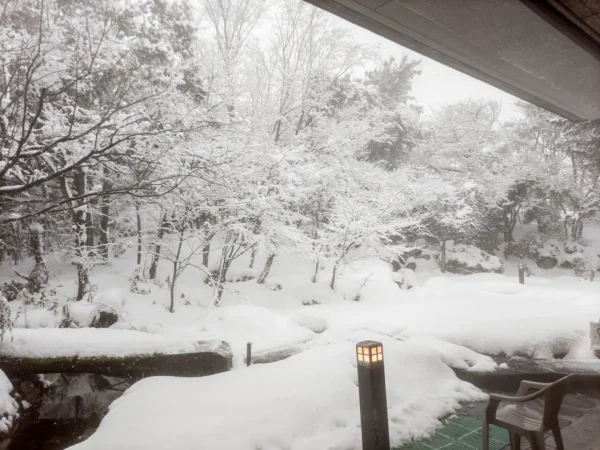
xmin=397 ymin=417 xmax=510 ymax=450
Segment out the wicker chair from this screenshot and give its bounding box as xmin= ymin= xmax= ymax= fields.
xmin=483 ymin=374 xmax=573 ymax=450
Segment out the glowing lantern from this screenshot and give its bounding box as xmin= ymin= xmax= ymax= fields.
xmin=356 ymin=342 xmax=384 ymax=365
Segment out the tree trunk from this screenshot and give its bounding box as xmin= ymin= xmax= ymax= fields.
xmin=85 ymin=210 xmax=94 ymax=251
xmin=273 ymin=119 xmax=282 ymax=144
xmin=76 ymin=261 xmax=90 ymax=301
xmin=27 ymin=226 xmax=49 ymax=293
xmin=98 ymin=168 xmax=111 ymax=261
xmin=63 ymin=170 xmax=92 ymax=301
xmin=571 ymin=214 xmax=583 ymax=241
xmin=169 ymin=228 xmax=185 ymax=313
xmin=136 ymin=202 xmax=142 ymax=266
xmin=330 ymin=262 xmax=338 ymax=290
xmin=440 ymin=240 xmax=447 ymax=273
xmin=216 ymin=278 xmax=225 ymax=305
xmin=169 ymin=265 xmax=176 ymax=313
xmin=503 ymin=212 xmax=512 ymax=243
xmin=30 ymin=227 xmax=44 ymax=265
xmin=149 ymin=213 xmax=168 ymax=280
xmin=257 ymin=254 xmax=275 ymax=284
xmin=503 ymin=207 xmax=518 ymax=243
xmin=215 ymin=249 xmax=232 ymax=306
xmin=74 ymin=207 xmax=91 ymax=301
xmin=216 ymin=265 xmax=227 ymax=306
xmin=248 ymin=218 xmax=261 ymax=268
xmin=312 ymin=259 xmax=319 ymax=283
xmin=11 ymin=223 xmax=21 ymax=264
xmin=202 ymin=241 xmax=210 ymax=267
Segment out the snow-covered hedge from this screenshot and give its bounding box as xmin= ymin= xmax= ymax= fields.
xmin=443 ymin=243 xmax=504 ymax=274
xmin=513 ymin=233 xmax=599 ymax=271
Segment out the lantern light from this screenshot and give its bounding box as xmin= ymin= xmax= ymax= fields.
xmin=356 ymin=341 xmax=384 ymax=365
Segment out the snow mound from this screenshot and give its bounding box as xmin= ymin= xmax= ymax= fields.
xmin=444 ymin=243 xmax=504 ymax=274
xmin=69 ymin=338 xmax=486 ymax=450
xmin=198 ymin=305 xmax=316 ymax=354
xmin=291 ymin=311 xmax=328 ymax=333
xmin=405 ymin=336 xmax=497 ymax=372
xmin=336 ymin=258 xmax=404 ymax=302
xmin=410 ymin=273 xmax=600 ymax=358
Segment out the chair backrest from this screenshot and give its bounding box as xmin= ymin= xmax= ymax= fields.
xmin=542 ymin=374 xmax=573 ymax=424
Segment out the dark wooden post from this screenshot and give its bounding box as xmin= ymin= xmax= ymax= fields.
xmin=246 ymin=342 xmax=252 ymax=367
xmin=518 ymin=263 xmax=525 ymax=284
xmin=356 ymin=341 xmax=390 ymax=450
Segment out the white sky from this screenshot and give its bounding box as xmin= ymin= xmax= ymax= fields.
xmin=346 ymin=22 xmax=521 ymax=121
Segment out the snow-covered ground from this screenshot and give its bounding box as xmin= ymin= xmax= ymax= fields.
xmin=2 ymin=227 xmax=600 ymax=449
xmin=70 ymin=335 xmax=487 ymax=450
xmin=6 ymin=246 xmax=599 ymax=361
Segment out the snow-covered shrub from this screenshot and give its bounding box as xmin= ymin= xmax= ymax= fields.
xmin=509 ymin=233 xmax=540 ymax=260
xmin=267 ymin=283 xmax=282 ymax=291
xmin=204 ymin=268 xmax=258 ymax=284
xmin=0 ymin=295 xmax=12 ymax=341
xmin=129 ymin=269 xmax=151 ymax=295
xmin=1 ymin=281 xmax=26 ymax=302
xmin=390 ymin=245 xmax=435 ymax=273
xmin=229 ymin=269 xmax=258 ymax=283
xmin=391 ymin=268 xmax=417 ymax=290
xmin=442 ymin=243 xmax=504 ymax=274
xmin=513 ymin=233 xmax=599 ymax=272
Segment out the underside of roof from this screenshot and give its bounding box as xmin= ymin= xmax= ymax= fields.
xmin=305 ymin=0 xmax=600 ymax=122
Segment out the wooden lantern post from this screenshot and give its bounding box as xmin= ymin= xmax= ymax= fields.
xmin=356 ymin=341 xmax=390 ymax=450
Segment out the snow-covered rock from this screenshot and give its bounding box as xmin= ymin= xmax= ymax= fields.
xmin=0 ymin=369 xmax=20 ymax=437
xmin=291 ymin=311 xmax=328 ymax=334
xmin=443 ymin=243 xmax=504 ymax=274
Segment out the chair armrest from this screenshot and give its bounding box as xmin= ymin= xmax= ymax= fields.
xmin=485 ymin=375 xmax=574 ymax=422
xmin=516 ymin=380 xmax=551 ymax=396
xmin=489 ymin=389 xmax=547 ymax=403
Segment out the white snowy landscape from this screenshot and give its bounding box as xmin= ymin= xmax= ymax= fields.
xmin=0 ymin=0 xmax=599 ymax=449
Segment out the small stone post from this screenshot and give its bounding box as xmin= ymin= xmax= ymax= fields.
xmin=246 ymin=342 xmax=252 ymax=367
xmin=518 ymin=263 xmax=525 ymax=284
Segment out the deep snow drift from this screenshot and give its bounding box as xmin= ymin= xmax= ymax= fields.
xmin=69 ymin=336 xmax=487 ymax=450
